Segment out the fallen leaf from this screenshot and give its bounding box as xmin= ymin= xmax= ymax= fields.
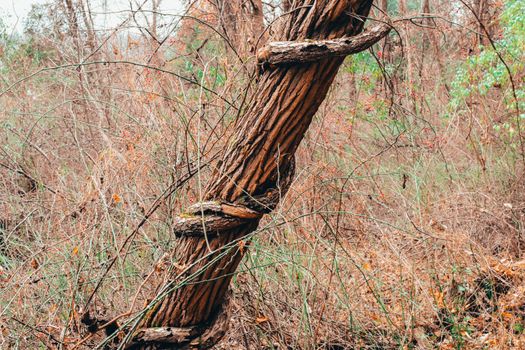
xmin=112 ymin=193 xmax=121 ymax=204
xmin=31 ymin=259 xmax=39 ymax=269
xmin=433 ymin=290 xmax=445 ymax=309
xmin=501 ymin=311 xmax=514 ymax=321
xmin=256 ymin=316 xmax=269 ymax=324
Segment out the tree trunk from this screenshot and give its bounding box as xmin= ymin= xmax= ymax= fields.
xmin=173 ymin=0 xmax=265 ymax=59
xmin=419 ymin=0 xmax=448 ymax=91
xmin=63 ymin=0 xmax=80 ymax=53
xmin=474 ymin=0 xmax=487 ymax=46
xmin=78 ymin=0 xmax=96 ymax=50
xmin=63 ymin=0 xmax=79 ymax=37
xmin=126 ymin=1 xmax=384 ymax=348
xmin=214 ymin=0 xmax=266 ymax=55
xmin=398 ymin=0 xmax=417 ymax=112
xmin=377 ymin=0 xmax=390 ymax=93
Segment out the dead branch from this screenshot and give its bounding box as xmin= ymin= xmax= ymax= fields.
xmin=257 ymin=22 xmax=391 ymax=66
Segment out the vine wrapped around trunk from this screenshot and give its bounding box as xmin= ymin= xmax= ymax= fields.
xmin=125 ymin=1 xmax=389 ymax=348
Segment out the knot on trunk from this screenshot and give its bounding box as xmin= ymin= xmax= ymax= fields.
xmin=174 ymin=157 xmax=295 ymax=238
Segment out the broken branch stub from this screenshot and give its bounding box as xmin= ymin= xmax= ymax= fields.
xmin=257 ymin=22 xmax=391 ymax=66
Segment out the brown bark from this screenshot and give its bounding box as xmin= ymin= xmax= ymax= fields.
xmin=63 ymin=0 xmax=79 ymax=38
xmin=127 ymin=1 xmax=378 ymax=348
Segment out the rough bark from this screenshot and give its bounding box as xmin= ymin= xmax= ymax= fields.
xmin=127 ymin=1 xmax=378 ymax=348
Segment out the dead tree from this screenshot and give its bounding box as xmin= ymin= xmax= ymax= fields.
xmin=125 ymin=1 xmax=389 ymax=348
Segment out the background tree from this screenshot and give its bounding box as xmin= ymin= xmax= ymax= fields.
xmin=213 ymin=0 xmax=265 ymax=55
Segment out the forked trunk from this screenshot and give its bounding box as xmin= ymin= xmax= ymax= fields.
xmin=126 ymin=1 xmax=384 ymax=348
